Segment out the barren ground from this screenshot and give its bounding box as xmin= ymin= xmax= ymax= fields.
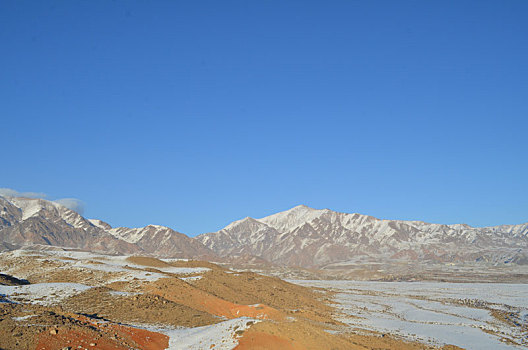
xmin=1 ymin=248 xmax=464 ymax=349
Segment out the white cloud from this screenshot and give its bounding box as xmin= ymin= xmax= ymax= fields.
xmin=0 ymin=188 xmax=85 ymax=215
xmin=0 ymin=188 xmax=47 ymax=199
xmin=53 ymin=198 xmax=85 ymax=215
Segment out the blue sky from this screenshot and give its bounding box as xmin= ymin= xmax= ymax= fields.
xmin=1 ymin=1 xmax=527 ymax=235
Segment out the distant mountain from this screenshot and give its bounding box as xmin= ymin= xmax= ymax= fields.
xmin=3 ymin=195 xmax=527 ymax=269
xmin=109 ymin=224 xmax=214 ymax=259
xmin=0 ymin=196 xmax=139 ymax=254
xmin=197 ymin=205 xmax=528 ymax=268
xmin=0 ymin=195 xmax=215 ymax=259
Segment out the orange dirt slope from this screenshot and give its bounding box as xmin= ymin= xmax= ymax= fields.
xmin=145 ymin=276 xmax=285 ymax=320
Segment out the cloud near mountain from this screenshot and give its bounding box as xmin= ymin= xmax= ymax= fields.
xmin=1 ymin=191 xmax=527 ymax=269
xmin=0 ymin=188 xmax=85 ymax=215
xmin=0 ymin=188 xmax=47 ymax=199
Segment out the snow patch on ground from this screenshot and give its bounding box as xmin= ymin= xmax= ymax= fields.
xmin=291 ymin=280 xmax=528 ymax=350
xmin=0 ymin=283 xmax=91 ymax=306
xmin=160 ymin=258 xmax=190 ymax=263
xmin=63 ymin=260 xmax=166 ymax=282
xmin=180 ymin=275 xmax=203 ymax=282
xmin=12 ymin=315 xmax=36 ymax=321
xmin=150 ymin=317 xmax=259 ymax=350
xmin=0 ymin=250 xmax=212 ymax=285
xmin=31 ymin=251 xmax=210 ymax=282
xmin=108 ymin=291 xmax=140 ymax=297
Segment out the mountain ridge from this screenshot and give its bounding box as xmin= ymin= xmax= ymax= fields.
xmin=0 ymin=195 xmax=215 ymax=259
xmin=1 ymin=195 xmax=527 ymax=268
xmin=198 ymin=205 xmax=528 ymax=268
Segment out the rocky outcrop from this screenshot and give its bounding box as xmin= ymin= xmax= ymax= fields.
xmin=198 ymin=205 xmax=528 ymax=268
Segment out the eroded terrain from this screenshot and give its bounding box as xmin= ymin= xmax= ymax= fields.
xmin=293 ymin=280 xmax=528 ymax=349
xmin=0 ymin=247 xmax=459 ymax=350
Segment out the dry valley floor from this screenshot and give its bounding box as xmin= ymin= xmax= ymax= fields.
xmin=0 ymin=248 xmax=462 ymax=350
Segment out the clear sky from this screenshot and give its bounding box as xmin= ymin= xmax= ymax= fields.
xmin=1 ymin=1 xmax=527 ymax=235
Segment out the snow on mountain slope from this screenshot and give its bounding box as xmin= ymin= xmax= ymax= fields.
xmin=0 ymin=196 xmax=22 ymax=230
xmin=198 ymin=205 xmax=528 ymax=268
xmin=110 ymin=226 xmax=154 ymax=244
xmin=3 ymin=194 xmax=526 ymax=268
xmin=259 ymin=205 xmax=326 ymax=233
xmin=8 ymin=197 xmax=94 ymax=230
xmin=0 ymin=196 xmax=214 ymax=259
xmin=88 ymin=219 xmax=112 ymax=230
xmin=0 ymin=196 xmax=140 ymax=254
xmin=108 ymin=224 xmax=216 ymax=259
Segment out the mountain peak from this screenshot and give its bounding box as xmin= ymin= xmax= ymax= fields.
xmin=146 ymin=224 xmax=172 ymax=230
xmin=292 ymin=204 xmax=316 ymax=210
xmin=258 ymin=205 xmax=325 ymax=233
xmin=200 ymin=205 xmax=528 ymax=268
xmin=223 ymin=216 xmax=264 ymax=231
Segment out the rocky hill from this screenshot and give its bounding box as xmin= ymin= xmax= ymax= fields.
xmin=198 ymin=205 xmax=528 ymax=268
xmin=0 ymin=195 xmax=215 ymax=259
xmin=2 ymin=194 xmax=527 ymax=269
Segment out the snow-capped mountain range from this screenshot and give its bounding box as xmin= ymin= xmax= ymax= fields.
xmin=1 ymin=195 xmax=527 ymax=268
xmin=0 ymin=195 xmax=214 ymax=259
xmin=198 ymin=205 xmax=528 ymax=267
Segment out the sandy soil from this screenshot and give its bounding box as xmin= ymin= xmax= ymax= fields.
xmin=0 ymin=249 xmax=464 ymax=350
xmin=62 ymin=286 xmax=219 ymax=327
xmin=234 ymin=320 xmax=463 ymax=350
xmin=0 ymin=302 xmax=169 ymax=350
